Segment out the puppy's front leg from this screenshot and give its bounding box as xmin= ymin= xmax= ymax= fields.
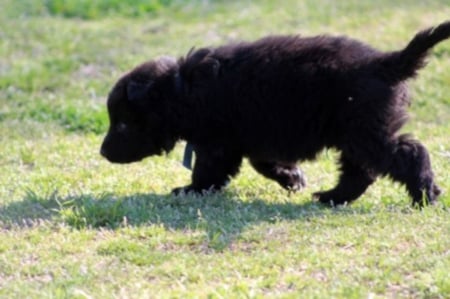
xmin=172 ymin=145 xmax=243 ymax=195
xmin=249 ymin=159 xmax=306 ymax=192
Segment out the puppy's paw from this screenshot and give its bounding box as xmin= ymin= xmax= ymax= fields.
xmin=278 ymin=167 xmax=307 ymax=192
xmin=313 ymin=190 xmax=347 ymax=207
xmin=171 ymin=185 xmax=199 ymax=196
xmin=171 ymin=184 xmax=224 ymax=196
xmin=288 ymin=168 xmax=307 ymax=191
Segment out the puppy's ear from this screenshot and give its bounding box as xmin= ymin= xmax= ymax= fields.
xmin=181 ymin=48 xmax=220 ymax=82
xmin=127 ymin=81 xmax=153 ymax=103
xmin=195 ymin=56 xmax=220 ymax=80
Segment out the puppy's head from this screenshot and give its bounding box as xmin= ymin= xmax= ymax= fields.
xmin=100 ymin=57 xmax=179 ymax=163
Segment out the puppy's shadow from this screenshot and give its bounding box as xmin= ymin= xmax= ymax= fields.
xmin=1 ymin=189 xmax=372 ymax=249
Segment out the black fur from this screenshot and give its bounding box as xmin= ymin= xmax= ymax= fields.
xmin=101 ymin=21 xmax=450 ymax=206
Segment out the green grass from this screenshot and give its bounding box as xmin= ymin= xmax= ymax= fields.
xmin=1 ymin=0 xmax=450 ymax=298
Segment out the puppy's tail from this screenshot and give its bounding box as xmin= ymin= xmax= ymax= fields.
xmin=379 ymin=20 xmax=450 ymax=82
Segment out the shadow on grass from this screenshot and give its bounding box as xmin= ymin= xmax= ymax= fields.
xmin=1 ymin=189 xmax=375 ymax=249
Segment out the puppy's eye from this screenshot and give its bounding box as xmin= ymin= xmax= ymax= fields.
xmin=116 ymin=122 xmax=127 ymax=133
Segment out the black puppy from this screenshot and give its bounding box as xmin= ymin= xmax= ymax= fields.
xmin=101 ymin=21 xmax=450 ymax=206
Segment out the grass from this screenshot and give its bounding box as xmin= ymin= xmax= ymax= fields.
xmin=1 ymin=0 xmax=450 ymax=298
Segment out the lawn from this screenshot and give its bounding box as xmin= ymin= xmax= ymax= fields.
xmin=1 ymin=0 xmax=449 ymax=298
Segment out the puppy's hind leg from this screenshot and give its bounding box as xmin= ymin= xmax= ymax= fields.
xmin=249 ymin=159 xmax=306 ymax=192
xmin=314 ymin=154 xmax=377 ymax=206
xmin=386 ymin=135 xmax=441 ymax=206
xmin=172 ymin=145 xmax=243 ymax=195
